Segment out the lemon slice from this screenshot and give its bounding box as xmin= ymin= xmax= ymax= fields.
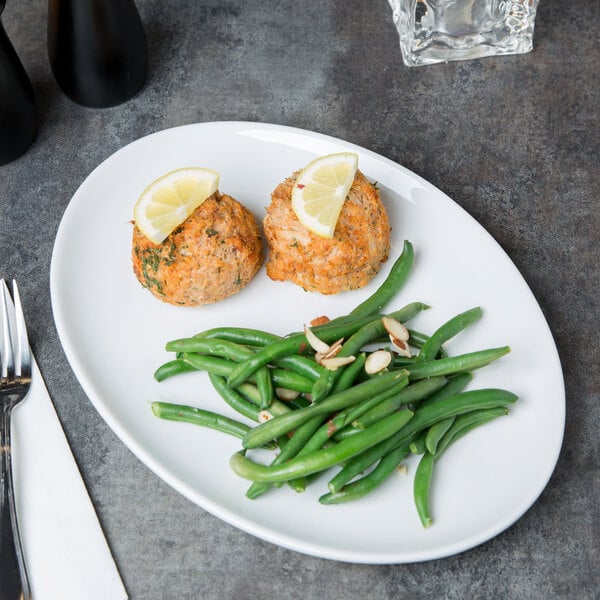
xmin=291 ymin=152 xmax=358 ymax=238
xmin=133 ymin=167 xmax=220 ymax=243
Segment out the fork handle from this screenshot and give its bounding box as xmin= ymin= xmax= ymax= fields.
xmin=0 ymin=406 xmax=31 ymax=599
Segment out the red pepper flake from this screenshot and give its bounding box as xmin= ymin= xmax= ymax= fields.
xmin=310 ymin=315 xmax=330 ymax=327
xmin=326 ymin=420 xmax=337 ymax=437
xmin=296 ymin=184 xmax=305 ymax=189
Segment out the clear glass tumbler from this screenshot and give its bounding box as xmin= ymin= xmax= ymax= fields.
xmin=389 ymin=0 xmax=540 ymax=67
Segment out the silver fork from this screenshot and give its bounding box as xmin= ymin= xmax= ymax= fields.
xmin=0 ymin=279 xmax=32 ymax=600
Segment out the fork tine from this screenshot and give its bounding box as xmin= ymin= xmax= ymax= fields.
xmin=12 ymin=280 xmax=31 ymax=380
xmin=0 ymin=278 xmax=14 ymax=381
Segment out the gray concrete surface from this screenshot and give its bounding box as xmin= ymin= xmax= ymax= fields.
xmin=1 ymin=1 xmax=598 ymax=598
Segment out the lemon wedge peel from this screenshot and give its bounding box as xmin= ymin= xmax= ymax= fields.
xmin=291 ymin=152 xmax=359 ymax=239
xmin=133 ymin=167 xmax=220 ymax=244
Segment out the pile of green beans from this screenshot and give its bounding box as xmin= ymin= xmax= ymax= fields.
xmin=150 ymin=240 xmax=517 ymax=527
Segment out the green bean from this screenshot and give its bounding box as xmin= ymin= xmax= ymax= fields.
xmin=330 ymin=353 xmax=367 ymax=394
xmin=416 ymin=307 xmax=483 ymax=363
xmin=194 ymin=327 xmax=280 ymax=346
xmin=310 ymin=301 xmax=429 ymax=402
xmin=152 ymin=236 xmax=519 ymax=522
xmin=407 ymin=329 xmax=448 ymax=358
xmin=347 ymin=303 xmax=428 ymax=355
xmin=413 ymin=452 xmax=435 ymax=527
xmin=283 ymin=395 xmax=312 ymax=410
xmin=424 ymin=417 xmax=455 ymax=455
xmin=288 ymin=475 xmax=310 ymax=493
xmin=294 ymin=377 xmax=410 ymax=459
xmin=305 ymin=414 xmax=358 ymax=448
xmin=230 ymin=409 xmax=414 ymax=483
xmin=166 ymin=338 xmax=275 ymax=408
xmin=413 ymin=407 xmax=509 ymax=528
xmin=274 ymin=355 xmax=325 ymax=380
xmin=174 ymin=332 xmax=325 ymax=381
xmin=389 ymin=356 xmax=417 ymax=368
xmin=151 ymin=401 xmax=251 ymax=440
xmin=306 ymin=312 xmax=391 ymax=334
xmin=405 ymin=347 xmax=510 ymax=380
xmin=246 ymin=415 xmax=325 ymax=499
xmin=376 ymin=329 xmax=447 ymax=359
xmin=345 ymin=379 xmax=411 ymax=425
xmin=234 ymin=383 xmax=292 ymax=417
xmin=226 ymin=314 xmax=386 ymax=389
xmin=288 ymin=440 xmax=341 ymax=493
xmin=409 ymin=431 xmax=427 ymax=454
xmin=352 ymin=376 xmax=448 ymax=430
xmin=349 ymin=240 xmax=414 ymax=318
xmin=181 ymin=353 xmax=313 ymax=393
xmin=319 ymin=444 xmax=411 ymax=505
xmin=166 ymin=336 xmax=251 ymax=358
xmin=257 ymin=370 xmax=274 ymax=409
xmin=330 ymin=425 xmax=361 ymax=441
xmin=434 ymin=407 xmax=509 ymax=457
xmin=285 ymin=378 xmax=410 ymax=491
xmin=154 ymin=358 xmax=197 ymax=382
xmin=349 ymin=390 xmax=512 ymax=471
xmin=416 ymin=372 xmax=474 ymax=409
xmin=327 ymin=388 xmax=517 ymax=493
xmin=235 ymin=383 xmax=300 ymax=415
xmin=181 ymin=353 xmax=237 ymax=377
xmin=208 ymin=373 xmax=271 ymax=422
xmin=242 ymin=370 xmax=409 ymax=449
xmin=234 ymin=382 xmax=262 ymax=406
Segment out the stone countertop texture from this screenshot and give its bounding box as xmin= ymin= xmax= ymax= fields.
xmin=1 ymin=1 xmax=598 ymax=598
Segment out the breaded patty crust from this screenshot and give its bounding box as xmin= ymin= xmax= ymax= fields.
xmin=263 ymin=169 xmax=390 ymax=294
xmin=132 ymin=192 xmax=262 ymax=306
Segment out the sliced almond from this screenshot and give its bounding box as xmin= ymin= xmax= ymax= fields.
xmin=258 ymin=410 xmax=274 ymax=423
xmin=382 ymin=316 xmax=410 ymax=342
xmin=320 ymin=355 xmax=356 ymax=371
xmin=315 ymin=337 xmax=344 ymax=362
xmin=391 ymin=337 xmax=412 ymax=358
xmin=276 ymin=387 xmax=300 ymax=401
xmin=382 ymin=317 xmax=412 ymax=357
xmin=365 ymin=350 xmax=392 ymax=374
xmin=396 ymin=464 xmax=408 ymax=476
xmin=325 ymin=337 xmax=344 ymax=356
xmin=303 ymin=325 xmax=330 ymax=354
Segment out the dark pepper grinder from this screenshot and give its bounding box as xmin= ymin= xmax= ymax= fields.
xmin=0 ymin=0 xmax=37 ymax=165
xmin=47 ymin=0 xmax=147 ymax=108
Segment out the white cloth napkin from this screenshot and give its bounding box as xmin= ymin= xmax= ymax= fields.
xmin=10 ymin=358 xmax=128 ymax=600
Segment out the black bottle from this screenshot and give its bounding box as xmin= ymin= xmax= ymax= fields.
xmin=47 ymin=0 xmax=148 ymax=108
xmin=0 ymin=2 xmax=37 ymax=165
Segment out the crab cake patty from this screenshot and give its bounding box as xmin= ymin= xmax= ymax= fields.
xmin=263 ymin=169 xmax=390 ymax=294
xmin=132 ymin=192 xmax=262 ymax=306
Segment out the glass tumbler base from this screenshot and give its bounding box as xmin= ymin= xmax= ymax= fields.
xmin=389 ymin=0 xmax=539 ymax=67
